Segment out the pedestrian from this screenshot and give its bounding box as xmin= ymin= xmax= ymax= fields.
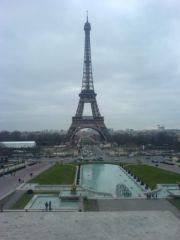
xmin=18 ymin=178 xmax=21 ymax=183
xmin=45 ymin=202 xmax=48 ymax=211
xmin=0 ymin=203 xmax=3 ymax=212
xmin=147 ymin=192 xmax=150 ymax=199
xmin=49 ymin=201 xmax=52 ymax=211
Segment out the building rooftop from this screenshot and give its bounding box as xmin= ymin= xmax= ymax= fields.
xmin=0 ymin=141 xmax=36 ymax=148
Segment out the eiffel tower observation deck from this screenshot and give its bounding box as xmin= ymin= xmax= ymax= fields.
xmin=66 ymin=14 xmax=110 ymax=142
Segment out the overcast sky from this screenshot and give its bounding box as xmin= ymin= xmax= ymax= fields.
xmin=0 ymin=0 xmax=180 ymax=131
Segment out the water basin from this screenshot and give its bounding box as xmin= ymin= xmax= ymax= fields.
xmin=80 ymin=164 xmax=145 ymax=198
xmin=25 ymin=194 xmax=79 ymax=210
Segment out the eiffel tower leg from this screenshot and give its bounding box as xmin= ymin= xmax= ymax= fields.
xmin=96 ymin=122 xmax=111 ymax=142
xmin=99 ymin=126 xmax=111 ymax=141
xmin=91 ymin=99 xmax=100 ymax=117
xmin=66 ymin=124 xmax=77 ymax=142
xmin=76 ymin=100 xmax=84 ymax=117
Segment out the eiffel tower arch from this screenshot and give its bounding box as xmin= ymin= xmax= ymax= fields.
xmin=66 ymin=15 xmax=110 ymax=142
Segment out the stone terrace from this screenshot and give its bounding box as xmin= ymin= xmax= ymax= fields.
xmin=0 ymin=211 xmax=180 ymax=240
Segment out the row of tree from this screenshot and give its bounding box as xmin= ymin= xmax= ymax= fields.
xmin=0 ymin=131 xmax=65 ymax=146
xmin=110 ymin=131 xmax=180 ymax=150
xmin=0 ymin=130 xmax=179 ymax=150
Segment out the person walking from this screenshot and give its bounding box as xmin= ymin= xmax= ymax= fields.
xmin=146 ymin=193 xmax=149 ymax=199
xmin=49 ymin=201 xmax=52 ymax=211
xmin=155 ymin=192 xmax=158 ymax=199
xmin=45 ymin=202 xmax=48 ymax=211
xmin=0 ymin=203 xmax=3 ymax=212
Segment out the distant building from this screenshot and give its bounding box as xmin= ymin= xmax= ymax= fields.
xmin=157 ymin=125 xmax=165 ymax=131
xmin=0 ymin=141 xmax=36 ymax=149
xmin=108 ymin=128 xmax=114 ymax=134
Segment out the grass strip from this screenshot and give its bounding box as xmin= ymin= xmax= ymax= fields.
xmin=11 ymin=193 xmax=33 ymax=209
xmin=125 ymin=164 xmax=180 ymax=189
xmin=11 ymin=191 xmax=58 ymax=209
xmin=169 ymin=198 xmax=180 ymax=210
xmin=29 ymin=164 xmax=76 ymax=185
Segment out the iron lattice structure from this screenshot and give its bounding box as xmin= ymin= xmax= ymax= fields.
xmin=66 ymin=16 xmax=110 ymax=142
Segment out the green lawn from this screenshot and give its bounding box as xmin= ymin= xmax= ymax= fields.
xmin=169 ymin=199 xmax=180 ymax=210
xmin=11 ymin=192 xmax=58 ymax=209
xmin=125 ymin=164 xmax=180 ymax=189
xmin=29 ymin=164 xmax=76 ymax=184
xmin=11 ymin=193 xmax=33 ymax=209
xmin=83 ymin=198 xmax=98 ymax=211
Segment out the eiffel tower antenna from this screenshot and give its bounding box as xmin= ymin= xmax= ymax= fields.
xmin=86 ymin=10 xmax=88 ymax=21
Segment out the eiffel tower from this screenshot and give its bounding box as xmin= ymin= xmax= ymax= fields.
xmin=66 ymin=15 xmax=110 ymax=142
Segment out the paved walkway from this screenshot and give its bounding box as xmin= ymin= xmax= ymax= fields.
xmin=146 ymin=162 xmax=180 ymax=174
xmin=2 ymin=190 xmax=26 ymax=209
xmin=97 ymin=199 xmax=180 ymax=218
xmin=0 ymin=162 xmax=51 ymax=200
xmin=0 ymin=211 xmax=179 ymax=240
xmin=109 ymin=156 xmax=180 ymax=174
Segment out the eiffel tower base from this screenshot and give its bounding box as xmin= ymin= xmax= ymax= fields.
xmin=66 ymin=116 xmax=110 ymax=142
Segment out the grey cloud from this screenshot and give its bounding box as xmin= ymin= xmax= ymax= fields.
xmin=0 ymin=0 xmax=180 ymax=130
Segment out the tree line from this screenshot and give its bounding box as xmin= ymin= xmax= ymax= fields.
xmin=110 ymin=131 xmax=180 ymax=150
xmin=0 ymin=131 xmax=65 ymax=146
xmin=0 ymin=130 xmax=179 ymax=150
